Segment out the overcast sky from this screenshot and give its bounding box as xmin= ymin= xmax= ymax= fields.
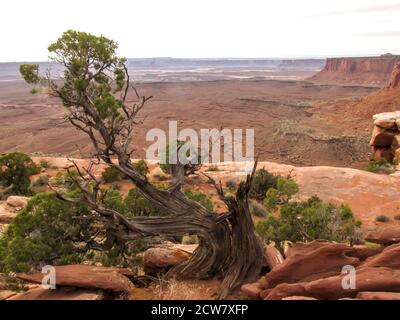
xmin=1 ymin=0 xmax=400 ymax=62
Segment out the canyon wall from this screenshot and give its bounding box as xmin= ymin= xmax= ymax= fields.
xmin=310 ymin=55 xmax=400 ymax=86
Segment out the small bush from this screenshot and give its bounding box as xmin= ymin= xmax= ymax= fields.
xmin=39 ymin=160 xmax=50 ymax=169
xmin=250 ymin=168 xmax=278 ymax=199
xmin=160 ymin=141 xmax=201 ymax=174
xmin=394 ymin=214 xmax=400 ymax=221
xmin=123 ymin=188 xmax=160 ymax=217
xmin=0 ymin=152 xmax=39 ymax=195
xmin=184 ymin=189 xmax=214 ymax=211
xmin=256 ymin=196 xmax=362 ymax=247
xmin=133 ymin=160 xmax=149 ymax=176
xmin=264 ymin=177 xmax=299 ymax=213
xmin=367 ymin=159 xmax=395 ymax=174
xmin=206 ymin=165 xmax=219 ymax=172
xmin=102 ymin=166 xmax=124 ymax=183
xmin=376 ymin=215 xmax=390 ymax=223
xmin=32 ymin=175 xmax=49 ymax=187
xmin=249 ymin=199 xmax=268 ymax=217
xmin=225 ymin=179 xmax=237 ymax=190
xmin=0 ymin=193 xmax=92 ymax=273
xmin=182 ymin=234 xmax=199 ymax=245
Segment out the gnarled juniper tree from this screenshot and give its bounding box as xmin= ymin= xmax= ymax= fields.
xmin=20 ymin=30 xmax=263 ymax=298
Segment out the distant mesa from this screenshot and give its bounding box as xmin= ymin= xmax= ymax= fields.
xmin=310 ymin=54 xmax=400 ymax=86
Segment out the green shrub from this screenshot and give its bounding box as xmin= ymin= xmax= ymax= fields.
xmin=367 ymin=159 xmax=395 ymax=174
xmin=0 ymin=189 xmax=155 ymax=274
xmin=206 ymin=165 xmax=219 ymax=172
xmin=263 ymin=177 xmax=299 ymax=213
xmin=160 ymin=141 xmax=201 ymax=174
xmin=0 ymin=152 xmax=39 ymax=195
xmin=102 ymin=166 xmax=124 ymax=183
xmin=123 ymin=188 xmax=160 ymax=217
xmin=256 ymin=196 xmax=362 ymax=247
xmin=39 ymin=160 xmax=50 ymax=169
xmin=184 ymin=188 xmax=214 ymax=211
xmin=225 ymin=179 xmax=237 ymax=190
xmin=133 ymin=160 xmax=149 ymax=176
xmin=32 ymin=175 xmax=49 ymax=187
xmin=249 ymin=199 xmax=268 ymax=217
xmin=182 ymin=234 xmax=199 ymax=245
xmin=250 ymin=168 xmax=278 ymax=199
xmin=376 ymin=215 xmax=390 ymax=223
xmin=0 ymin=193 xmax=92 ymax=273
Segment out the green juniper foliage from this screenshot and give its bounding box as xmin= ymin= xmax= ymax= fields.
xmin=0 ymin=152 xmax=39 ymax=195
xmin=256 ymin=190 xmax=362 ymax=247
xmin=250 ymin=168 xmax=279 ymax=200
xmin=0 ymin=193 xmax=91 ymax=273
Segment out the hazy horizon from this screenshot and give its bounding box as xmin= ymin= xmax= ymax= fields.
xmin=1 ymin=54 xmax=399 ymax=64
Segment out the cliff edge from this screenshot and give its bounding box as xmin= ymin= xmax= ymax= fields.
xmin=310 ymin=55 xmax=400 ymax=86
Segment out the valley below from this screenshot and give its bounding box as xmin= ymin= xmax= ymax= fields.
xmin=0 ymin=78 xmax=378 ymax=169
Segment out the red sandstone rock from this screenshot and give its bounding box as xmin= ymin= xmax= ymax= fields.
xmin=371 ymin=147 xmax=394 ymax=162
xmin=345 ymin=245 xmax=384 ymax=261
xmin=356 ymin=291 xmax=400 ymax=300
xmin=282 ymin=296 xmax=318 ymax=300
xmin=310 ymin=57 xmax=400 ymax=85
xmin=259 ymin=241 xmax=360 ymax=289
xmin=361 ymin=244 xmax=400 ymax=270
xmin=8 ymin=287 xmax=103 ymax=300
xmin=17 ymin=265 xmax=135 ymax=293
xmin=389 ymin=62 xmax=400 ymax=89
xmin=265 ymin=267 xmax=400 ymax=300
xmin=365 ymin=227 xmax=400 ymax=245
xmin=240 ymin=282 xmax=262 ymax=299
xmin=369 ymin=126 xmax=396 ymax=147
xmin=0 ymin=290 xmax=16 ymax=300
xmin=264 ymin=244 xmax=284 ymax=270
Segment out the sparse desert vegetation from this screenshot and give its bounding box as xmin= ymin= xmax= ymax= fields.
xmin=1 ymin=2 xmax=400 ymax=304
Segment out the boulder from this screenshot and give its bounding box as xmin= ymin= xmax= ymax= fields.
xmin=143 ymin=244 xmax=193 ymax=272
xmin=373 ymin=111 xmax=400 ymax=121
xmin=8 ymin=287 xmax=103 ymax=300
xmin=361 ymin=244 xmax=400 ymax=270
xmin=240 ymin=282 xmax=262 ymax=299
xmin=369 ymin=126 xmax=396 ymax=147
xmin=259 ymin=241 xmax=360 ymax=289
xmin=17 ymin=265 xmax=135 ymax=293
xmin=0 ymin=196 xmax=29 ymax=224
xmin=0 ymin=204 xmax=17 ymax=224
xmin=374 ymin=118 xmax=396 ymax=129
xmin=265 ymin=267 xmax=400 ymax=300
xmin=356 ymin=291 xmax=400 ymax=300
xmin=392 ymin=134 xmax=400 ymax=149
xmin=264 ymin=244 xmax=284 ymax=270
xmin=365 ymin=227 xmax=400 ymax=245
xmin=0 ymin=291 xmax=17 ymax=300
xmin=345 ymin=245 xmax=384 ymax=261
xmin=6 ymin=196 xmax=29 ymax=208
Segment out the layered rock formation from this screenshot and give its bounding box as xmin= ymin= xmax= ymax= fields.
xmin=370 ymin=111 xmax=400 ymax=162
xmin=389 ymin=62 xmax=400 ymax=89
xmin=310 ymin=55 xmax=400 ymax=85
xmin=242 ymin=238 xmax=400 ymax=300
